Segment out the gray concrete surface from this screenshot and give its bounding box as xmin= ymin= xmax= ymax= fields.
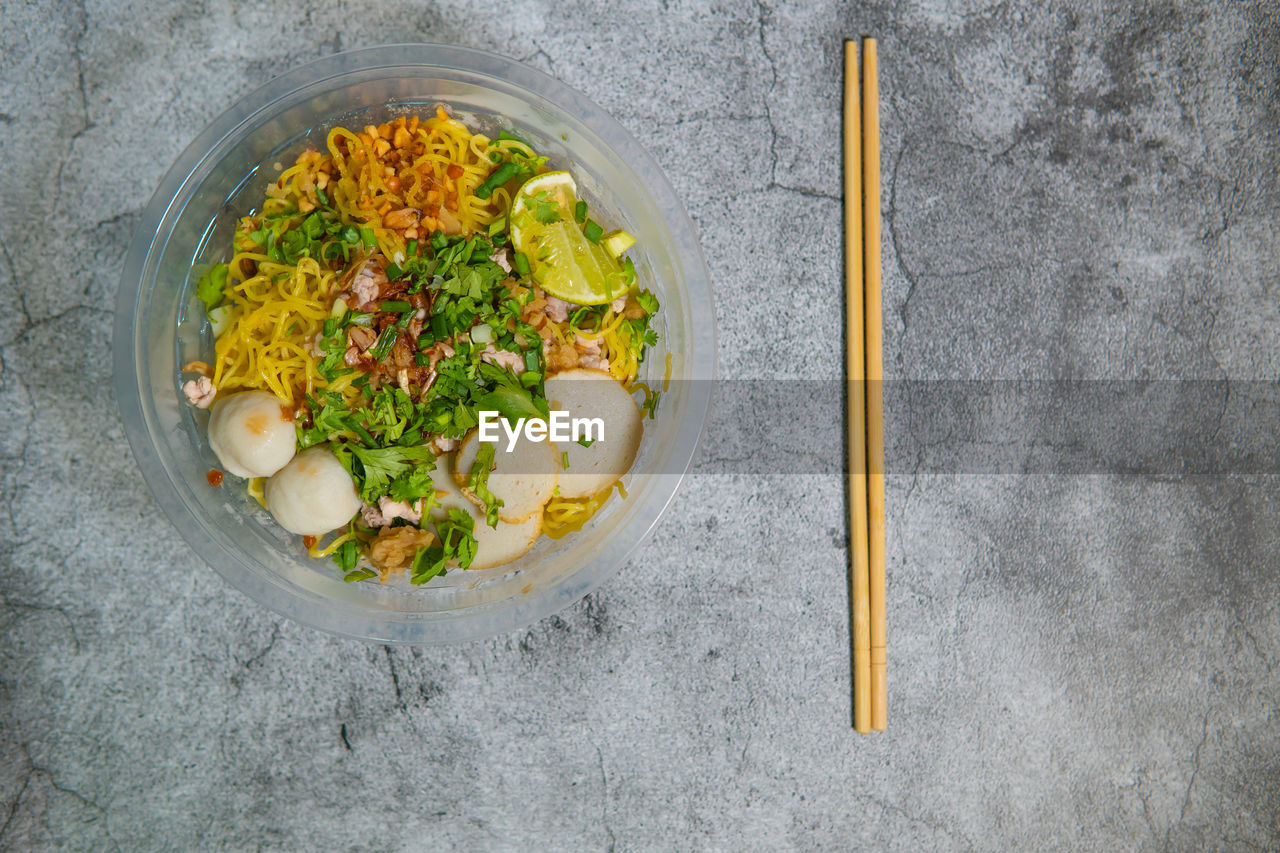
xmin=2 ymin=0 xmax=1278 ymax=849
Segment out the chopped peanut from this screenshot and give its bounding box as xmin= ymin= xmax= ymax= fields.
xmin=393 ymin=126 xmax=412 ymax=149
xmin=374 ymin=138 xmax=391 ymax=157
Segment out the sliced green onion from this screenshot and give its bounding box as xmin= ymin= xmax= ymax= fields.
xmin=384 ymin=263 xmax=403 ymax=281
xmin=475 ymin=162 xmax=518 ymax=200
xmin=380 ymin=300 xmax=412 ymax=313
xmin=360 ymin=226 xmax=377 ymax=248
xmin=367 ymin=325 xmax=398 ymax=361
xmin=368 ymin=314 xmax=411 ymax=361
xmin=340 ymin=225 xmax=360 ymax=244
xmin=406 ymin=239 xmax=418 ymax=256
xmin=574 ymin=200 xmax=588 ymax=223
xmin=351 ymin=422 xmax=377 ymax=446
xmin=512 ymin=251 xmax=530 ymax=277
xmin=315 ymin=186 xmax=329 ymax=206
xmin=583 ymin=220 xmax=604 ymax=243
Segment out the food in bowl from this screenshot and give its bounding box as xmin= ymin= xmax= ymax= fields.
xmin=180 ymin=108 xmax=663 ymax=586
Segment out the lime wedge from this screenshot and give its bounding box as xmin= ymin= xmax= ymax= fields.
xmin=510 ymin=171 xmax=629 ymax=306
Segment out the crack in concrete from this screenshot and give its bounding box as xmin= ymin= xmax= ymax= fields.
xmin=0 ymin=234 xmax=34 ymax=349
xmin=519 ymin=44 xmax=556 ymax=74
xmin=37 ymin=765 xmax=121 ymax=853
xmin=90 ymin=210 xmax=137 ymax=233
xmin=0 ymin=767 xmax=33 ymax=845
xmin=766 ymin=181 xmax=840 ymax=201
xmin=594 ymin=742 xmax=615 ymax=853
xmin=648 ymin=111 xmax=768 ymax=128
xmin=51 ymin=0 xmax=94 ymax=218
xmin=237 ymin=623 xmax=281 ymax=672
xmin=70 ymin=0 xmax=94 ymax=144
xmin=384 ymin=645 xmax=405 ymax=707
xmin=857 ymin=792 xmax=974 ymax=849
xmin=886 ymin=136 xmax=918 ymax=338
xmin=756 ymin=0 xmax=781 ymax=187
xmin=0 ymin=593 xmax=82 ymax=654
xmin=0 ymin=352 xmax=36 ymax=511
xmin=1166 ymin=707 xmax=1211 ymax=849
xmin=7 ymin=305 xmax=101 ymax=347
xmin=7 ymin=744 xmax=121 ymax=853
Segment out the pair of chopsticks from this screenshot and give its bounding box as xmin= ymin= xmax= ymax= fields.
xmin=845 ymin=38 xmax=887 ymax=734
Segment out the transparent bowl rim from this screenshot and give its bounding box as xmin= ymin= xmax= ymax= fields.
xmin=112 ymin=44 xmax=716 ymax=644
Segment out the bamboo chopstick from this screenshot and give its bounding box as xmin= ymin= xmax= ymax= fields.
xmin=861 ymin=38 xmax=888 ymax=732
xmin=842 ymin=39 xmax=872 ymax=735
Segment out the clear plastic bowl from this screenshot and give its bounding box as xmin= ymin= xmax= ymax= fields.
xmin=113 ymin=45 xmax=715 ymax=644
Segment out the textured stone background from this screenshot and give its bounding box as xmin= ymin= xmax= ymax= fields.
xmin=2 ymin=0 xmax=1279 ymax=849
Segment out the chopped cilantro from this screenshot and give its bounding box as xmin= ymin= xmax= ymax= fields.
xmin=334 ymin=443 xmax=436 ymax=503
xmin=410 ymin=508 xmax=477 ymax=584
xmin=467 ymin=442 xmax=503 ymax=528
